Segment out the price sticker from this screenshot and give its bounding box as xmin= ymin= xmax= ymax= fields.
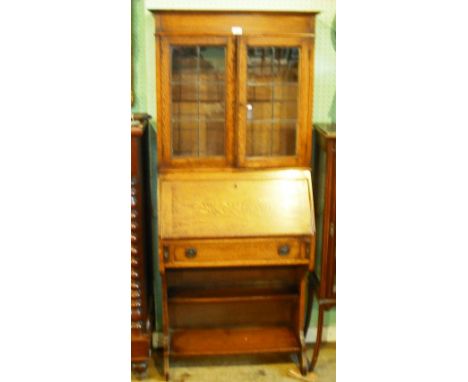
xmin=231 ymin=26 xmax=243 ymax=35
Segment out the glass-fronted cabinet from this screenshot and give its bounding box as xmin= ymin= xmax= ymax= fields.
xmin=156 ymin=14 xmax=314 ymax=169
xmin=238 ymin=37 xmax=312 ymax=167
xmin=160 ymin=36 xmax=235 ymax=167
xmin=171 ymin=46 xmax=225 ymax=157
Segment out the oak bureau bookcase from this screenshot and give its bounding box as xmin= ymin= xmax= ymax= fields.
xmin=151 ymin=11 xmax=318 ymax=380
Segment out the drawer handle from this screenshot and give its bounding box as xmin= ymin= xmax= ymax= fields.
xmin=278 ymin=245 xmax=291 ymax=256
xmin=185 ymin=248 xmax=197 ymax=258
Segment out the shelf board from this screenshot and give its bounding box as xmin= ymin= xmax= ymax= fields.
xmin=172 ymin=99 xmax=225 ymax=103
xmin=247 ymin=82 xmax=298 ymax=87
xmin=171 ymin=327 xmax=299 ymax=357
xmin=168 ymin=287 xmax=299 ymax=304
xmin=171 ymin=81 xmax=225 ymax=85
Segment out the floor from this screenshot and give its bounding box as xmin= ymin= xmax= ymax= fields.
xmin=132 ymin=344 xmax=336 ymax=382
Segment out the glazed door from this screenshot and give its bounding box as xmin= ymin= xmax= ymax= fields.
xmin=237 ymin=36 xmax=312 ymax=167
xmin=160 ymin=36 xmax=235 ymax=167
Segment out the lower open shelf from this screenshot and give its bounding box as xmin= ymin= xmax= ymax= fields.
xmin=168 ymin=287 xmax=299 ymax=304
xmin=170 ymin=326 xmax=300 ymax=357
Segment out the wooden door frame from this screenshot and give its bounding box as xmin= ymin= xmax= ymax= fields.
xmin=158 ymin=35 xmax=236 ymax=169
xmin=236 ymin=35 xmax=313 ymax=168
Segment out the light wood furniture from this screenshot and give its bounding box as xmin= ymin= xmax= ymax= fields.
xmin=308 ymin=123 xmax=336 ymax=370
xmin=158 ymin=171 xmax=315 ymax=379
xmin=131 ymin=114 xmax=153 ymax=376
xmin=154 ymin=11 xmax=316 ymax=169
xmin=151 ymin=11 xmax=318 ymax=380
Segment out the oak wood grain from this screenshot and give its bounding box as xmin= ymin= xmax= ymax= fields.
xmin=155 ymin=12 xmax=316 ymax=36
xmin=170 ymin=237 xmax=304 ymax=264
xmin=168 ymin=287 xmax=298 ymax=304
xmin=171 ymin=327 xmax=300 ymax=356
xmin=158 ymin=169 xmax=314 ymax=239
xmin=166 ymin=267 xmax=302 ymax=289
xmin=169 ymin=299 xmax=296 ymax=328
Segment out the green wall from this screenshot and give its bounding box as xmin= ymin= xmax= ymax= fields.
xmin=131 ymin=0 xmax=336 ymax=339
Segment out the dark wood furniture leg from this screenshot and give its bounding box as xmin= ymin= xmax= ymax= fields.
xmin=163 ymin=335 xmax=170 ymax=381
xmin=304 ymin=272 xmax=319 ymax=339
xmin=297 ymin=270 xmax=309 ymax=375
xmin=310 ymin=304 xmax=324 ymax=371
xmin=160 ymin=271 xmax=170 ymax=381
xmin=298 ymin=330 xmax=308 ymax=375
xmin=131 ymin=361 xmax=148 ymax=379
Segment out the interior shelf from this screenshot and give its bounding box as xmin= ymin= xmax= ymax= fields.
xmin=168 ymin=286 xmax=299 ymax=304
xmin=169 ymin=293 xmax=298 ymax=304
xmin=171 ymin=326 xmax=300 ymax=356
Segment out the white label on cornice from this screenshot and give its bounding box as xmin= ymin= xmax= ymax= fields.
xmin=231 ymin=26 xmax=243 ymax=35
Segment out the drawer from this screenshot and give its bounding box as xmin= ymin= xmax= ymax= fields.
xmin=164 ymin=238 xmax=309 ymax=266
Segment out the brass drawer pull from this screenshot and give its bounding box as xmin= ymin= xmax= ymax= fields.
xmin=185 ymin=247 xmax=197 ymax=258
xmin=278 ymin=244 xmax=291 ymax=256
